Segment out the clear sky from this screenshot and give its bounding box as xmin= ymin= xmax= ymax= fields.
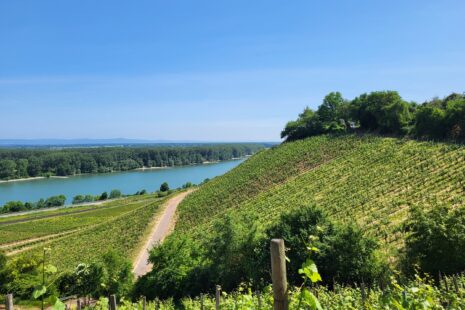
xmin=1 ymin=0 xmax=464 ymax=142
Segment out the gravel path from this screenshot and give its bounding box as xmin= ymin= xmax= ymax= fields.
xmin=132 ymin=190 xmax=192 ymax=277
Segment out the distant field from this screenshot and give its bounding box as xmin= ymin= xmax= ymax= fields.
xmin=0 ymin=194 xmax=167 ymax=271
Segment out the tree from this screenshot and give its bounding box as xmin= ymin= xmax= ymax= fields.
xmin=160 ymin=182 xmax=170 ymax=192
xmin=109 ymin=189 xmax=122 ymax=199
xmin=0 ymin=160 xmax=16 ymax=179
xmin=16 ymin=159 xmax=29 ymax=178
xmin=99 ymin=192 xmax=108 ymax=200
xmin=27 ymin=156 xmax=42 ymax=177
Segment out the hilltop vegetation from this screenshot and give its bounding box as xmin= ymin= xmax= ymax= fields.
xmin=138 ymin=134 xmax=465 ymax=298
xmin=0 ymin=143 xmax=263 ymax=180
xmin=282 ymin=91 xmax=465 ymax=142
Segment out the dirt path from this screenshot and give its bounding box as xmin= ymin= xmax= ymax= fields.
xmin=133 ymin=190 xmax=193 ymax=277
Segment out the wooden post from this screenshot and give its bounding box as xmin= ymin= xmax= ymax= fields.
xmin=215 ymin=285 xmax=221 ymax=310
xmin=142 ymin=296 xmax=146 ymax=310
xmin=5 ymin=294 xmax=14 ymax=310
xmin=200 ymin=294 xmax=204 ymax=310
xmin=257 ymin=291 xmax=262 ymax=310
xmin=270 ymin=239 xmax=288 ymax=310
xmin=109 ymin=295 xmax=117 ymax=310
xmin=77 ymin=299 xmax=81 ymax=310
xmin=453 ymin=275 xmax=459 ymax=294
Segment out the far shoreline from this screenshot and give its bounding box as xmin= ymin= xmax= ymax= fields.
xmin=0 ymin=157 xmax=247 ymax=184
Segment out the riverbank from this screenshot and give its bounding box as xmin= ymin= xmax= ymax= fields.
xmin=0 ymin=158 xmax=246 ymax=206
xmin=0 ymin=158 xmax=248 ymax=183
xmin=0 ymin=175 xmax=68 ymax=184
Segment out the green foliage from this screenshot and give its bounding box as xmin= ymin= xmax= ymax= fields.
xmin=138 ymin=135 xmax=465 ymax=299
xmin=160 ymin=182 xmax=170 ymax=192
xmin=0 ymin=144 xmax=264 ymax=180
xmin=284 ymin=91 xmax=465 ymax=143
xmin=98 ymin=191 xmax=108 ymax=200
xmin=44 ymin=195 xmax=66 ymax=208
xmin=109 ymin=189 xmax=122 ymax=199
xmin=58 ymin=251 xmax=133 ymax=298
xmin=404 ymin=205 xmax=465 ymax=276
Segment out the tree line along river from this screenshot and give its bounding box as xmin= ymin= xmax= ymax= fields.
xmin=0 ymin=159 xmax=244 ymax=205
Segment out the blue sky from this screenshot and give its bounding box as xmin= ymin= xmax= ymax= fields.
xmin=1 ymin=1 xmax=464 ymax=141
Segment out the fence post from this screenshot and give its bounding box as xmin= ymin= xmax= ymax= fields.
xmin=270 ymin=239 xmax=288 ymax=310
xmin=5 ymin=294 xmax=13 ymax=310
xmin=77 ymin=299 xmax=81 ymax=310
xmin=257 ymin=291 xmax=262 ymax=310
xmin=142 ymin=296 xmax=146 ymax=310
xmin=215 ymin=285 xmax=221 ymax=310
xmin=109 ymin=295 xmax=117 ymax=310
xmin=200 ymin=294 xmax=204 ymax=310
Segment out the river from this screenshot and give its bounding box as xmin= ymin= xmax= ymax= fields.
xmin=0 ymin=159 xmax=244 ymax=205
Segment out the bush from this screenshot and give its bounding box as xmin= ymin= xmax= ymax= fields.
xmin=160 ymin=182 xmax=169 ymax=192
xmin=72 ymin=195 xmax=85 ymax=204
xmin=45 ymin=195 xmax=66 ymax=207
xmin=404 ymin=205 xmax=465 ymax=276
xmin=258 ymin=205 xmax=385 ymax=286
xmin=98 ymin=192 xmax=108 ymax=201
xmin=1 ymin=201 xmax=26 ymax=213
xmin=109 ymin=189 xmax=122 ymax=199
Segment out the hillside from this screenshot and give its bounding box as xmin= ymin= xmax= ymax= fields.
xmin=178 ymin=135 xmax=465 ymax=244
xmin=142 ymin=134 xmax=465 ymax=297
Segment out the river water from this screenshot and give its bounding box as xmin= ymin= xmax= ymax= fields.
xmin=0 ymin=159 xmax=244 ymax=205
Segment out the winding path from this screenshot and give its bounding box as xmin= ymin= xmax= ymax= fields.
xmin=133 ymin=190 xmax=192 ymax=277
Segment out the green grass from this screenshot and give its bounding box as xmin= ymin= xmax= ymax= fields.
xmin=176 ymin=135 xmax=465 ymax=254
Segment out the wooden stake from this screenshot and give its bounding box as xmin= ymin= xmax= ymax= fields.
xmin=270 ymin=239 xmax=288 ymax=310
xmin=215 ymin=285 xmax=221 ymax=310
xmin=142 ymin=296 xmax=146 ymax=310
xmin=5 ymin=294 xmax=13 ymax=310
xmin=77 ymin=299 xmax=81 ymax=310
xmin=109 ymin=295 xmax=117 ymax=310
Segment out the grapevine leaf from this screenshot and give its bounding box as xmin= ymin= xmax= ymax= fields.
xmin=32 ymin=285 xmax=47 ymax=299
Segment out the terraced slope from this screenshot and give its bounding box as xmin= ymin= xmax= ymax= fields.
xmin=1 ymin=194 xmax=167 ymax=271
xmin=176 ymin=135 xmax=465 ymax=253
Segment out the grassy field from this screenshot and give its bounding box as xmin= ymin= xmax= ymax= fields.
xmin=0 ymin=194 xmax=168 ymax=271
xmin=176 ymin=134 xmax=465 ymax=255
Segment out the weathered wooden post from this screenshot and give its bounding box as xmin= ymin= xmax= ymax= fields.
xmin=270 ymin=239 xmax=288 ymax=310
xmin=5 ymin=294 xmax=14 ymax=310
xmin=142 ymin=296 xmax=146 ymax=310
xmin=109 ymin=295 xmax=117 ymax=310
xmin=200 ymin=294 xmax=204 ymax=310
xmin=257 ymin=291 xmax=262 ymax=310
xmin=77 ymin=299 xmax=82 ymax=310
xmin=215 ymin=285 xmax=221 ymax=310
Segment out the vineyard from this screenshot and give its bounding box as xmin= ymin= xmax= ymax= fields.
xmin=177 ymin=135 xmax=465 ymax=252
xmin=143 ymin=134 xmax=465 ymax=297
xmin=0 ymin=194 xmax=167 ymax=270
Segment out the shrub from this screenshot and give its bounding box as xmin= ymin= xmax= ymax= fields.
xmin=404 ymin=205 xmax=465 ymax=276
xmin=109 ymin=189 xmax=122 ymax=199
xmin=160 ymin=182 xmax=170 ymax=192
xmin=98 ymin=192 xmax=108 ymax=201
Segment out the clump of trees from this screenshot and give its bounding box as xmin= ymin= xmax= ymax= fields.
xmin=0 ymin=144 xmax=264 ymax=180
xmin=282 ymin=91 xmax=465 ymax=142
xmin=0 ymin=195 xmax=66 ymax=213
